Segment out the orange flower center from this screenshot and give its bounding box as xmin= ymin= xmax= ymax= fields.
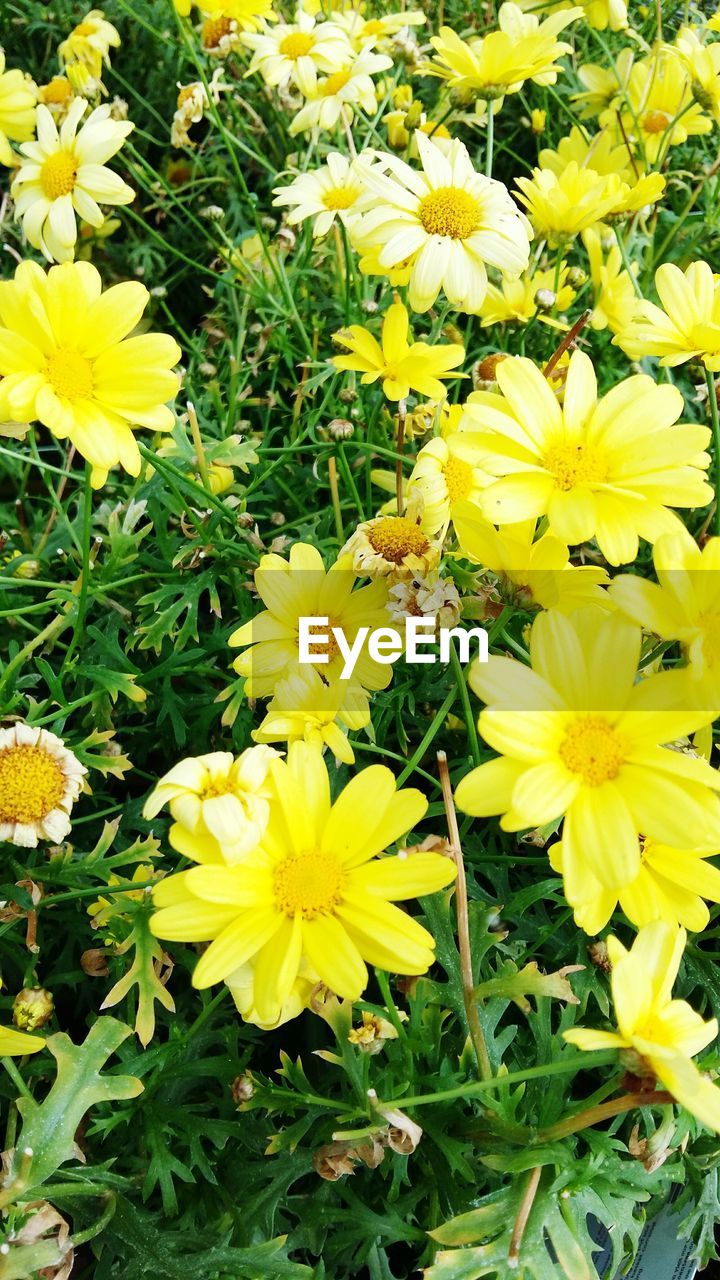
xmin=273 ymin=851 xmax=345 ymax=918
xmin=46 ymin=350 xmax=94 ymax=401
xmin=0 ymin=745 xmax=65 ymax=824
xmin=40 ymin=77 xmax=73 ymax=105
xmin=419 ymin=186 xmax=481 ymax=239
xmin=279 ymin=31 xmax=315 ymax=58
xmin=40 ymin=151 xmax=77 ymax=199
xmin=643 ymin=109 xmax=671 ymax=135
xmin=368 ymin=517 xmax=430 ymax=564
xmin=303 ymin=621 xmax=341 ymax=662
xmin=559 ymin=716 xmax=625 ymax=786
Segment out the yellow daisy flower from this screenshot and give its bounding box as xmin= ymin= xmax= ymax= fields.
xmin=38 ymin=76 xmax=76 ymax=122
xmin=571 ymin=51 xmax=634 ymax=120
xmin=332 ymin=299 xmax=465 ymax=402
xmin=675 ymin=29 xmax=720 ymax=126
xmin=272 ymin=152 xmax=373 ymax=238
xmin=332 ymin=9 xmax=426 ymax=52
xmin=464 ymin=349 xmax=712 ymax=565
xmin=453 ymin=503 xmax=611 ymax=612
xmin=11 ymin=99 xmax=134 ymax=263
xmin=478 ymin=261 xmax=576 ymax=327
xmin=455 ymin=608 xmax=720 ymax=892
xmin=614 ymin=260 xmax=720 ymax=370
xmin=0 ymin=49 xmax=37 ymax=167
xmin=354 ymin=133 xmax=532 ymax=314
xmin=427 ymin=4 xmax=581 ymax=102
xmin=614 ymin=49 xmax=711 ymax=163
xmin=0 ymin=723 xmax=86 ymax=848
xmin=514 ymin=163 xmax=625 ymax=245
xmin=579 ymin=0 xmax=627 ymax=30
xmin=583 ymin=227 xmax=640 ymax=336
xmin=226 ymin=956 xmax=319 ymax=1029
xmin=229 ymin=541 xmax=392 ymax=698
xmin=341 ymin=499 xmax=441 ymax=579
xmin=407 ymin=436 xmax=490 ymax=537
xmin=551 ymin=833 xmax=720 ymax=934
xmin=537 ymin=126 xmax=667 ymax=217
xmin=565 ymin=922 xmax=720 ymax=1133
xmin=143 ymin=746 xmax=279 ymax=865
xmin=200 ymin=0 xmax=277 ymax=36
xmin=252 ymin=667 xmax=370 ymax=764
xmin=289 ymin=49 xmax=393 ymax=135
xmin=58 ymin=9 xmax=120 ymax=96
xmin=150 ymin=742 xmax=457 ymax=1020
xmin=0 ymin=260 xmax=182 ymax=487
xmin=242 ymin=10 xmax=354 ymax=97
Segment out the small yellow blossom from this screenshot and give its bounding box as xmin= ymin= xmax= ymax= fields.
xmin=0 ymin=49 xmax=37 ymax=167
xmin=583 ymin=227 xmax=640 ymax=335
xmin=615 ymin=259 xmax=720 ymax=370
xmin=332 ymin=300 xmax=465 ymax=402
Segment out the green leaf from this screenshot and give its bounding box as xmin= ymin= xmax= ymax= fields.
xmin=101 ymin=909 xmax=175 ymax=1047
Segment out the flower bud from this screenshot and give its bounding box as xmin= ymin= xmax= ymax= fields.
xmin=13 ymin=987 xmax=54 ymax=1031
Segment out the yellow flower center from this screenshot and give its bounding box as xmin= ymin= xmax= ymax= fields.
xmin=40 ymin=151 xmax=78 ymax=199
xmin=46 ymin=350 xmax=94 ymax=401
xmin=698 ymin=614 xmax=720 ymax=666
xmin=419 ymin=186 xmax=481 ymax=240
xmin=369 ymin=516 xmax=430 ymax=564
xmin=40 ymin=77 xmax=73 ymax=105
xmin=74 ymin=20 xmax=96 ymax=35
xmin=0 ymin=745 xmax=65 ymax=825
xmin=443 ymin=456 xmax=474 ymax=505
xmin=200 ymin=777 xmax=235 ymax=800
xmin=419 ymin=120 xmax=451 ymax=140
xmin=362 ymin=19 xmax=385 ymax=35
xmin=542 ymin=441 xmax=607 ymax=492
xmin=202 ymin=15 xmax=233 ymax=47
xmin=273 ymin=851 xmax=345 ymax=918
xmin=322 ymin=69 xmax=351 ymax=96
xmin=323 ymin=184 xmax=360 ymax=210
xmin=177 ymin=84 xmax=198 ymax=108
xmin=302 ymin=620 xmax=342 ymax=662
xmin=643 ymin=109 xmax=671 ymax=135
xmin=279 ymin=31 xmax=315 ymax=58
xmin=559 ymin=716 xmax=625 ymax=786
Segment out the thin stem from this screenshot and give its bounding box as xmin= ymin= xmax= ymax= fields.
xmin=508 ymin=1166 xmax=542 ymax=1268
xmin=389 ymin=1050 xmax=617 ymax=1108
xmin=395 ymin=400 xmax=407 ymax=516
xmin=61 ymin=464 xmax=93 ymax=672
xmin=187 ymin=401 xmax=212 ymax=492
xmin=614 ymin=225 xmax=643 ymax=299
xmin=485 ymin=104 xmax=494 ymax=179
xmin=328 ymin=456 xmax=344 ymax=541
xmin=437 ymin=751 xmax=492 ymax=1081
xmin=537 ymin=1090 xmax=674 ymax=1142
xmin=449 ymin=641 xmax=482 ymax=766
xmin=706 ymin=368 xmax=720 ymax=537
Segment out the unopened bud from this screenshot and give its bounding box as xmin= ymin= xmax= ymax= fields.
xmin=13 ymin=987 xmax=54 ymax=1030
xmin=231 ymin=1074 xmax=255 ymax=1104
xmin=328 ymin=417 xmax=354 ymax=440
xmin=534 ymin=288 xmax=556 ymax=312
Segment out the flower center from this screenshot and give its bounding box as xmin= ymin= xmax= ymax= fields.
xmin=323 ymin=184 xmax=360 ymax=210
xmin=40 ymin=151 xmax=78 ymax=199
xmin=643 ymin=109 xmax=671 ymax=135
xmin=542 ymin=441 xmax=607 ymax=492
xmin=322 ymin=69 xmax=351 ymax=96
xmin=302 ymin=620 xmax=342 ymax=662
xmin=443 ymin=456 xmax=474 ymax=505
xmin=273 ymin=851 xmax=345 ymax=918
xmin=279 ymin=31 xmax=315 ymax=58
xmin=40 ymin=77 xmax=73 ymax=104
xmin=363 ymin=19 xmax=385 ymax=35
xmin=369 ymin=516 xmax=430 ymax=564
xmin=559 ymin=716 xmax=625 ymax=786
xmin=46 ymin=350 xmax=94 ymax=401
xmin=177 ymin=84 xmax=198 ymax=108
xmin=698 ymin=613 xmax=720 ymax=667
xmin=419 ymin=120 xmax=451 ymax=140
xmin=202 ymin=15 xmax=233 ymax=47
xmin=74 ymin=20 xmax=96 ymax=35
xmin=0 ymin=745 xmax=65 ymax=825
xmin=418 ymin=186 xmax=481 ymax=239
xmin=200 ymin=777 xmax=235 ymax=800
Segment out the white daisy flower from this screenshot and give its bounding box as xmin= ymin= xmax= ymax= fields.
xmin=242 ymin=10 xmax=354 ymax=97
xmin=289 ymin=48 xmax=393 ymax=135
xmin=0 ymin=724 xmax=86 ymax=848
xmin=272 ymin=152 xmax=374 ymax=237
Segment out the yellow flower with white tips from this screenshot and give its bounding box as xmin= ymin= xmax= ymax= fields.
xmin=0 ymin=723 xmax=86 ymax=848
xmin=354 ymin=133 xmax=532 ymax=314
xmin=143 ymin=746 xmax=279 ymax=865
xmin=150 ymin=742 xmax=457 ymax=1020
xmin=0 ymin=49 xmax=37 ymax=167
xmin=456 ymin=607 xmax=720 ymax=894
xmin=252 ymin=667 xmax=370 ymax=764
xmin=407 ymin=437 xmax=490 ymax=537
xmin=289 ymin=48 xmax=393 ymax=135
xmin=615 ymin=260 xmax=720 ymax=370
xmin=272 ymin=152 xmax=373 ymax=237
xmin=0 ymin=260 xmax=181 ymax=488
xmin=565 ymin=922 xmax=720 ymax=1133
xmin=332 ymin=299 xmax=465 ymax=402
xmin=11 ymin=99 xmax=134 ymax=263
xmin=242 ymin=10 xmax=354 ymax=97
xmin=332 ymin=9 xmax=426 ymax=51
xmin=453 ymin=503 xmax=611 ymax=613
xmin=341 ymin=497 xmax=441 ymax=580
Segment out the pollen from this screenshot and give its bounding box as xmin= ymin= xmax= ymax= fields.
xmin=0 ymin=745 xmax=65 ymax=825
xmin=46 ymin=350 xmax=94 ymax=401
xmin=643 ymin=109 xmax=671 ymax=135
xmin=303 ymin=621 xmax=341 ymax=662
xmin=202 ymin=15 xmax=233 ymax=48
xmin=559 ymin=716 xmax=626 ymax=787
xmin=40 ymin=151 xmax=78 ymax=199
xmin=443 ymin=456 xmax=474 ymax=505
xmin=542 ymin=441 xmax=607 ymax=492
xmin=273 ymin=851 xmax=345 ymax=918
xmin=369 ymin=516 xmax=431 ymax=564
xmin=322 ymin=70 xmax=351 ymax=96
xmin=279 ymin=31 xmax=315 ymax=58
xmin=419 ymin=186 xmax=481 ymax=240
xmin=40 ymin=77 xmax=73 ymax=105
xmin=200 ymin=777 xmax=234 ymax=800
xmin=323 ymin=184 xmax=360 ymax=211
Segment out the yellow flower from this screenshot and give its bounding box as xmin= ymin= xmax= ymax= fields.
xmin=0 ymin=723 xmax=86 ymax=848
xmin=58 ymin=9 xmax=120 ymax=95
xmin=709 ymin=8 xmax=720 ymax=32
xmin=38 ymin=76 xmax=76 ymax=122
xmin=242 ymin=10 xmax=354 ymax=97
xmin=478 ymin=262 xmax=575 ymax=327
xmin=0 ymin=1024 xmax=45 ymax=1056
xmin=272 ymin=152 xmax=372 ymax=238
xmin=341 ymin=499 xmax=441 ymax=579
xmin=0 ymin=49 xmax=37 ymax=167
xmin=332 ymin=299 xmax=465 ymax=402
xmin=384 ymin=109 xmax=453 ymax=156
xmin=462 ymin=349 xmax=712 ymax=565
xmin=610 ymin=524 xmax=720 ymax=708
xmin=551 ymin=833 xmax=720 ymax=934
xmin=143 ymin=746 xmax=279 ymax=865
xmin=675 ymin=30 xmax=720 ymax=127
xmin=530 ymin=108 xmax=546 ymax=132
xmin=0 ymin=260 xmax=181 ymax=487
xmin=289 ymin=49 xmax=393 ymax=135
xmin=200 ymin=0 xmax=276 ymax=35
xmin=455 ymin=608 xmax=720 ymax=892
xmin=407 ymin=436 xmax=489 ymax=536
xmin=252 ymin=667 xmax=369 ymax=764
xmin=615 ymin=260 xmax=720 ymax=371
xmin=579 ymin=0 xmax=627 ymax=30
xmin=11 ymin=100 xmax=134 ymax=263
xmin=571 ymin=51 xmax=634 ymax=119
xmin=453 ymin=503 xmax=610 ymax=612
xmin=332 ymin=9 xmax=426 ymax=51
xmin=226 ymin=956 xmax=319 ymax=1029
xmin=565 ymin=922 xmax=720 ymax=1133
xmin=354 ymin=133 xmax=532 ymax=314
xmin=514 ymin=163 xmax=626 ymax=245
xmin=150 ymin=742 xmax=457 ymax=1020
xmin=583 ymin=227 xmax=640 ymax=335
xmin=615 ymin=49 xmax=711 ymax=164
xmin=537 ymin=126 xmax=666 ymax=218
xmin=229 ymin=541 xmax=392 ymax=697
xmin=427 ymin=4 xmax=581 ymax=101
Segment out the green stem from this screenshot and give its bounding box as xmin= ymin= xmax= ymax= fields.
xmin=449 ymin=641 xmax=482 ymax=766
xmin=60 ymin=464 xmax=93 ymax=673
xmin=396 ymin=686 xmax=457 ymax=785
xmin=614 ymin=225 xmax=643 ymax=299
xmin=485 ymin=104 xmax=494 ymax=179
xmin=537 ymin=1089 xmax=673 ymax=1142
xmin=1 ymin=1058 xmax=34 ymax=1103
xmin=706 ymin=367 xmax=720 ymax=537
xmin=386 ymin=1051 xmax=617 ymax=1109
